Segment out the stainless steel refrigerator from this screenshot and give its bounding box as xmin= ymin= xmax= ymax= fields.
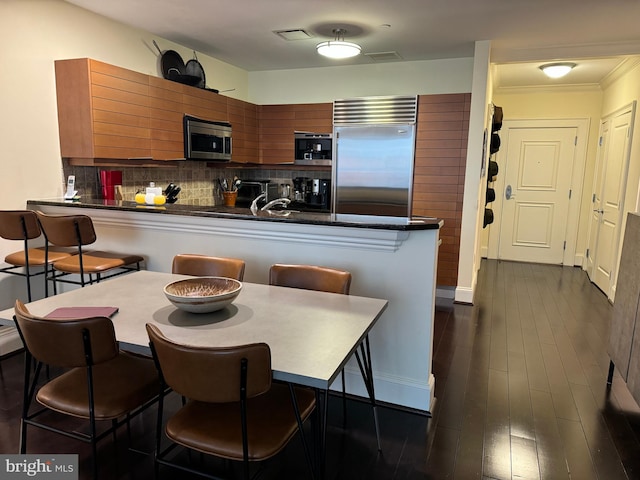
xmin=332 ymin=95 xmax=418 ymax=223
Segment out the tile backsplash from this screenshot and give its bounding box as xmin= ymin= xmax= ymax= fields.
xmin=63 ymin=160 xmax=330 ymax=206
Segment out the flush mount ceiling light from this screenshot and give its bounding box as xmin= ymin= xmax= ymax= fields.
xmin=316 ymin=28 xmax=361 ymax=59
xmin=539 ymin=62 xmax=577 ymax=79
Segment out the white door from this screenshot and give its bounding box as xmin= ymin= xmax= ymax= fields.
xmin=498 ymin=127 xmax=577 ymax=264
xmin=587 ymin=106 xmax=634 ymax=297
xmin=585 ymin=119 xmax=608 ymax=279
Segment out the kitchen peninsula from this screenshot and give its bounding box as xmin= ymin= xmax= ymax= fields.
xmin=27 ymin=198 xmax=442 ymax=413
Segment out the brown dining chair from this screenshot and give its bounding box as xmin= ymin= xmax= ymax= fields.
xmin=268 ymin=264 xmax=351 ymax=294
xmin=13 ymin=300 xmax=160 ymax=480
xmin=269 ymin=263 xmax=352 ymax=421
xmin=35 ymin=211 xmax=144 ymax=293
xmin=172 ymin=253 xmax=245 ymax=281
xmin=0 ymin=210 xmax=75 ymax=301
xmin=146 ymin=323 xmax=316 ymax=480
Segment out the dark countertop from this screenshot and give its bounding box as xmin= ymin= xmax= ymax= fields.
xmin=27 ymin=198 xmax=442 ymax=231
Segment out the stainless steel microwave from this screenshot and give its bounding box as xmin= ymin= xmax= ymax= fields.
xmin=184 ymin=115 xmax=232 ymax=161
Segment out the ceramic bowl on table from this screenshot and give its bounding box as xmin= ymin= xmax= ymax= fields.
xmin=164 ymin=277 xmax=242 ymax=313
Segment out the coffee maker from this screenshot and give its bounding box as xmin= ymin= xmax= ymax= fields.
xmin=292 ymin=177 xmax=331 ymax=211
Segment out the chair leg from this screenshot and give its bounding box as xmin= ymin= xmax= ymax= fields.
xmin=25 ymin=264 xmax=32 ymax=303
xmin=19 ymin=353 xmax=33 ymax=454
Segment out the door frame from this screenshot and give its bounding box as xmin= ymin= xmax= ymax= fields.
xmin=486 ymin=118 xmax=590 ymax=265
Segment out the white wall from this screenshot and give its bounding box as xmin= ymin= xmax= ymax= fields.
xmin=598 ymin=60 xmax=640 ymax=297
xmin=455 ymin=41 xmax=492 ymax=304
xmin=600 ymin=60 xmax=640 ymax=216
xmin=248 ymin=58 xmax=473 ymax=104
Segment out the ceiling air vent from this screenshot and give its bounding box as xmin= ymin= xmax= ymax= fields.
xmin=273 ymin=29 xmax=313 ymax=41
xmin=365 ymin=51 xmax=403 ymax=62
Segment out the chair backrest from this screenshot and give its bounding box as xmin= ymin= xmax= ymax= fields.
xmin=14 ymin=300 xmax=119 ymax=368
xmin=35 ymin=211 xmax=97 ymax=247
xmin=172 ymin=253 xmax=246 ymax=281
xmin=146 ymin=323 xmax=271 ymax=403
xmin=269 ymin=264 xmax=352 ymax=295
xmin=0 ymin=210 xmax=41 ymax=241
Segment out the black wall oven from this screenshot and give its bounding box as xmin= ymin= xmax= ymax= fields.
xmin=184 ymin=115 xmax=232 ymax=161
xmin=294 ymin=131 xmax=332 ymax=165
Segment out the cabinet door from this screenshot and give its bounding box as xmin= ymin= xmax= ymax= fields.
xmin=258 ymin=103 xmax=332 ymax=164
xmin=55 ymin=59 xmax=95 ymax=159
xmin=55 ymin=58 xmax=151 ymax=160
xmin=148 ymin=76 xmax=185 ymax=160
xmin=182 ymin=87 xmax=227 ymax=123
xmin=228 ymin=98 xmax=259 ymax=163
xmin=89 ymin=60 xmax=151 ymax=159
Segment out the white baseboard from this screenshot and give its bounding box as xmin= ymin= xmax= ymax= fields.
xmin=0 ymin=326 xmax=22 ymax=356
xmin=454 ymin=286 xmax=475 ymax=304
xmin=331 ymin=367 xmax=435 ymax=414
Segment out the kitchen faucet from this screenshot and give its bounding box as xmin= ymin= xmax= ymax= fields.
xmin=250 ymin=192 xmax=267 ymax=215
xmin=261 ymin=197 xmax=291 ymax=211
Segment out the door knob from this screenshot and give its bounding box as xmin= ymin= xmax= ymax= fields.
xmin=505 ymin=185 xmax=516 ymax=200
xmin=593 ymin=209 xmax=604 ymax=214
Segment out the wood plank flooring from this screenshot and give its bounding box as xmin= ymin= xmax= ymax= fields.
xmin=1 ymin=259 xmax=639 ymax=479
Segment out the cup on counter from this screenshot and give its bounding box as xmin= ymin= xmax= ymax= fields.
xmin=222 ymin=191 xmax=238 ymax=207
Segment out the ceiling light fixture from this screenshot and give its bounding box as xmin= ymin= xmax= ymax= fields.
xmin=316 ymin=28 xmax=361 ymax=59
xmin=539 ymin=62 xmax=577 ymax=79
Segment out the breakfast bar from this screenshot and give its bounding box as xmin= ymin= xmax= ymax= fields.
xmin=15 ymin=198 xmax=442 ymax=413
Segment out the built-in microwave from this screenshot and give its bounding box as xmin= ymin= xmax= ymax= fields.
xmin=184 ymin=115 xmax=232 ymax=161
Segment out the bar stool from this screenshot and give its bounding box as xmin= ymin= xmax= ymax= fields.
xmin=0 ymin=210 xmax=75 ymax=301
xmin=172 ymin=253 xmax=245 ymax=281
xmin=35 ymin=211 xmax=144 ymax=294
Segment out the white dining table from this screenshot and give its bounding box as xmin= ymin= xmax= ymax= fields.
xmin=0 ymin=270 xmax=388 ymax=475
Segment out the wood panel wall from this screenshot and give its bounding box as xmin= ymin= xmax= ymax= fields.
xmin=413 ymin=93 xmax=471 ymax=287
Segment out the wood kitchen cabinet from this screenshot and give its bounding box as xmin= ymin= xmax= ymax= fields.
xmin=55 ymin=58 xmax=261 ymax=165
xmin=258 ymin=103 xmax=332 ymax=164
xmin=227 ymin=98 xmax=259 ymax=163
xmin=55 ymin=58 xmax=153 ymax=164
xmin=148 ymin=76 xmax=186 ymax=161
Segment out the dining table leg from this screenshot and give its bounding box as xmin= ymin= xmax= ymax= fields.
xmin=354 ymin=334 xmax=382 ymax=451
xmin=288 ymin=383 xmax=316 ymax=480
xmin=315 ymin=388 xmax=329 ymax=479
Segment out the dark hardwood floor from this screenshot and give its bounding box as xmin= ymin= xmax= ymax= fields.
xmin=1 ymin=259 xmax=640 ymax=479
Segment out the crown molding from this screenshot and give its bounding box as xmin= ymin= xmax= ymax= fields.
xmin=494 ymin=83 xmax=602 ymax=95
xmin=600 ymin=56 xmax=640 ymax=90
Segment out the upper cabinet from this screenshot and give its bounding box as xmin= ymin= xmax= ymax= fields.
xmin=56 ymin=59 xmax=153 ymax=163
xmin=55 ymin=58 xmax=333 ymax=166
xmin=258 ymin=103 xmax=332 ymax=164
xmin=55 ymin=58 xmax=260 ymax=165
xmin=147 ymin=76 xmax=186 ymax=161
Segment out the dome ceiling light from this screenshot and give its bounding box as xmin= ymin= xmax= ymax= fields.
xmin=539 ymin=62 xmax=577 ymax=79
xmin=316 ymin=28 xmax=361 ymax=59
